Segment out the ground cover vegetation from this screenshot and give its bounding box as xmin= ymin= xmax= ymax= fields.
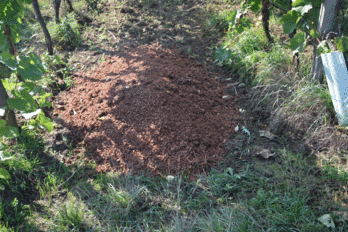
xmin=1 ymin=0 xmax=348 ymax=231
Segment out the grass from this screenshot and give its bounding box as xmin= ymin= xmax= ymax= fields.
xmin=2 ymin=0 xmax=348 ymax=231
xmin=46 ymin=11 xmax=82 ymax=50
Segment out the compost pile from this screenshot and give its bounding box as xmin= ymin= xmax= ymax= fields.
xmin=54 ymin=43 xmax=240 ymax=178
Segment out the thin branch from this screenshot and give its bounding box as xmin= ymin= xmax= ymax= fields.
xmin=4 ymin=25 xmax=23 ymax=82
xmin=268 ymin=1 xmax=288 ymax=13
xmin=107 ymin=30 xmax=118 ymax=42
xmin=309 ymin=9 xmax=321 ymax=44
xmin=4 ymin=25 xmax=17 ymax=57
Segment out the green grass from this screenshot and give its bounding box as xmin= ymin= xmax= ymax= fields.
xmin=2 ymin=131 xmax=348 ymax=231
xmin=46 ymin=12 xmax=82 ymax=50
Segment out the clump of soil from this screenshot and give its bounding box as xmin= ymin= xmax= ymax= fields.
xmin=54 ymin=43 xmax=240 ymax=179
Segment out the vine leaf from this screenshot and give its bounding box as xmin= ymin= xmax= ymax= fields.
xmin=235 ymin=18 xmax=253 ymax=34
xmin=310 ymin=29 xmax=320 ymax=39
xmin=317 ymin=41 xmax=331 ymax=56
xmin=293 ymin=4 xmax=312 ymax=15
xmin=293 ymin=0 xmax=321 ymax=8
xmin=0 ymin=51 xmax=17 ymax=70
xmin=226 ymin=9 xmax=252 ymax=37
xmin=0 ymin=0 xmax=23 ymax=24
xmin=9 ymin=24 xmax=21 ymax=43
xmin=21 ymin=81 xmax=36 ymax=92
xmin=335 ymin=37 xmax=348 ymax=53
xmin=289 ymin=32 xmax=308 ymax=54
xmin=1 ymin=79 xmax=16 ymax=91
xmin=36 ymin=111 xmax=53 ymax=132
xmin=247 ymin=0 xmax=262 ymax=13
xmin=215 ymin=45 xmax=233 ymax=67
xmin=38 ymin=91 xmax=53 ymax=108
xmin=0 ymin=32 xmax=8 ymax=51
xmin=17 ymin=53 xmax=45 ymax=81
xmin=0 ymin=120 xmax=19 ymax=139
xmin=280 ymin=10 xmax=300 ymax=34
xmin=7 ymin=89 xmax=38 ymax=113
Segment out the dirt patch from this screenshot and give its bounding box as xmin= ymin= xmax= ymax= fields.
xmin=54 ymin=43 xmax=240 ymax=179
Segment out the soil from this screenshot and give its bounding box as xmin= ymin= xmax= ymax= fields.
xmin=53 ymin=43 xmax=240 ymax=178
xmin=39 ymin=0 xmax=247 ymax=179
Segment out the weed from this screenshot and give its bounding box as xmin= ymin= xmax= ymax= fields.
xmin=197 ymin=205 xmax=264 ymax=232
xmin=41 ymin=53 xmax=75 ymax=87
xmin=0 ymin=198 xmax=31 ymax=229
xmin=47 ymin=12 xmax=81 ymax=50
xmin=249 ymin=189 xmax=324 ymax=231
xmin=56 ymin=201 xmax=89 ymax=231
xmin=322 ymin=164 xmax=348 ymax=183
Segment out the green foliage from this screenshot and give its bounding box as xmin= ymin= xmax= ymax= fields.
xmin=316 ymin=40 xmax=331 ymax=56
xmin=288 ymin=32 xmax=308 ymax=54
xmin=206 ymin=11 xmax=233 ymax=34
xmin=48 ymin=12 xmax=81 ymax=49
xmin=310 ymin=29 xmax=320 ymax=38
xmin=0 ymin=120 xmax=19 ymax=139
xmin=322 ymin=164 xmax=348 ymax=183
xmin=215 ymin=44 xmax=234 ymax=67
xmin=8 ymin=89 xmax=38 ymax=113
xmin=293 ymin=4 xmax=313 ymax=15
xmin=0 ymin=167 xmax=11 ymax=191
xmin=0 ymin=0 xmax=53 ymax=139
xmin=0 ymin=52 xmax=17 ymax=70
xmin=31 ymin=111 xmax=54 ymax=132
xmin=280 ymin=10 xmax=301 ymax=34
xmin=217 ymin=0 xmax=326 ymax=65
xmin=56 ymin=201 xmax=91 ymax=230
xmin=335 ymin=36 xmax=348 ymax=53
xmin=292 ymin=0 xmax=322 ymax=8
xmin=215 ymin=27 xmax=270 ymax=83
xmin=204 ymin=167 xmax=251 ymax=197
xmin=0 ymin=197 xmax=31 ymax=228
xmin=243 ymin=0 xmax=262 ymax=13
xmin=41 ymin=53 xmax=75 ymax=88
xmin=17 ymin=53 xmax=45 ymax=81
xmin=197 ymin=206 xmax=262 ymax=231
xmin=250 ymin=189 xmax=323 ymax=230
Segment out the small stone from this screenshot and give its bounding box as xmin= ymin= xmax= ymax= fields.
xmin=257 ymin=149 xmax=274 ymax=159
xmin=113 ymin=92 xmax=124 ymax=104
xmin=259 ymin=130 xmax=277 ymax=140
xmin=56 ymin=105 xmax=65 ymax=110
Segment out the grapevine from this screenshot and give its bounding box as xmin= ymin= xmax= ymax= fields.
xmin=0 ymin=0 xmax=53 ymax=139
